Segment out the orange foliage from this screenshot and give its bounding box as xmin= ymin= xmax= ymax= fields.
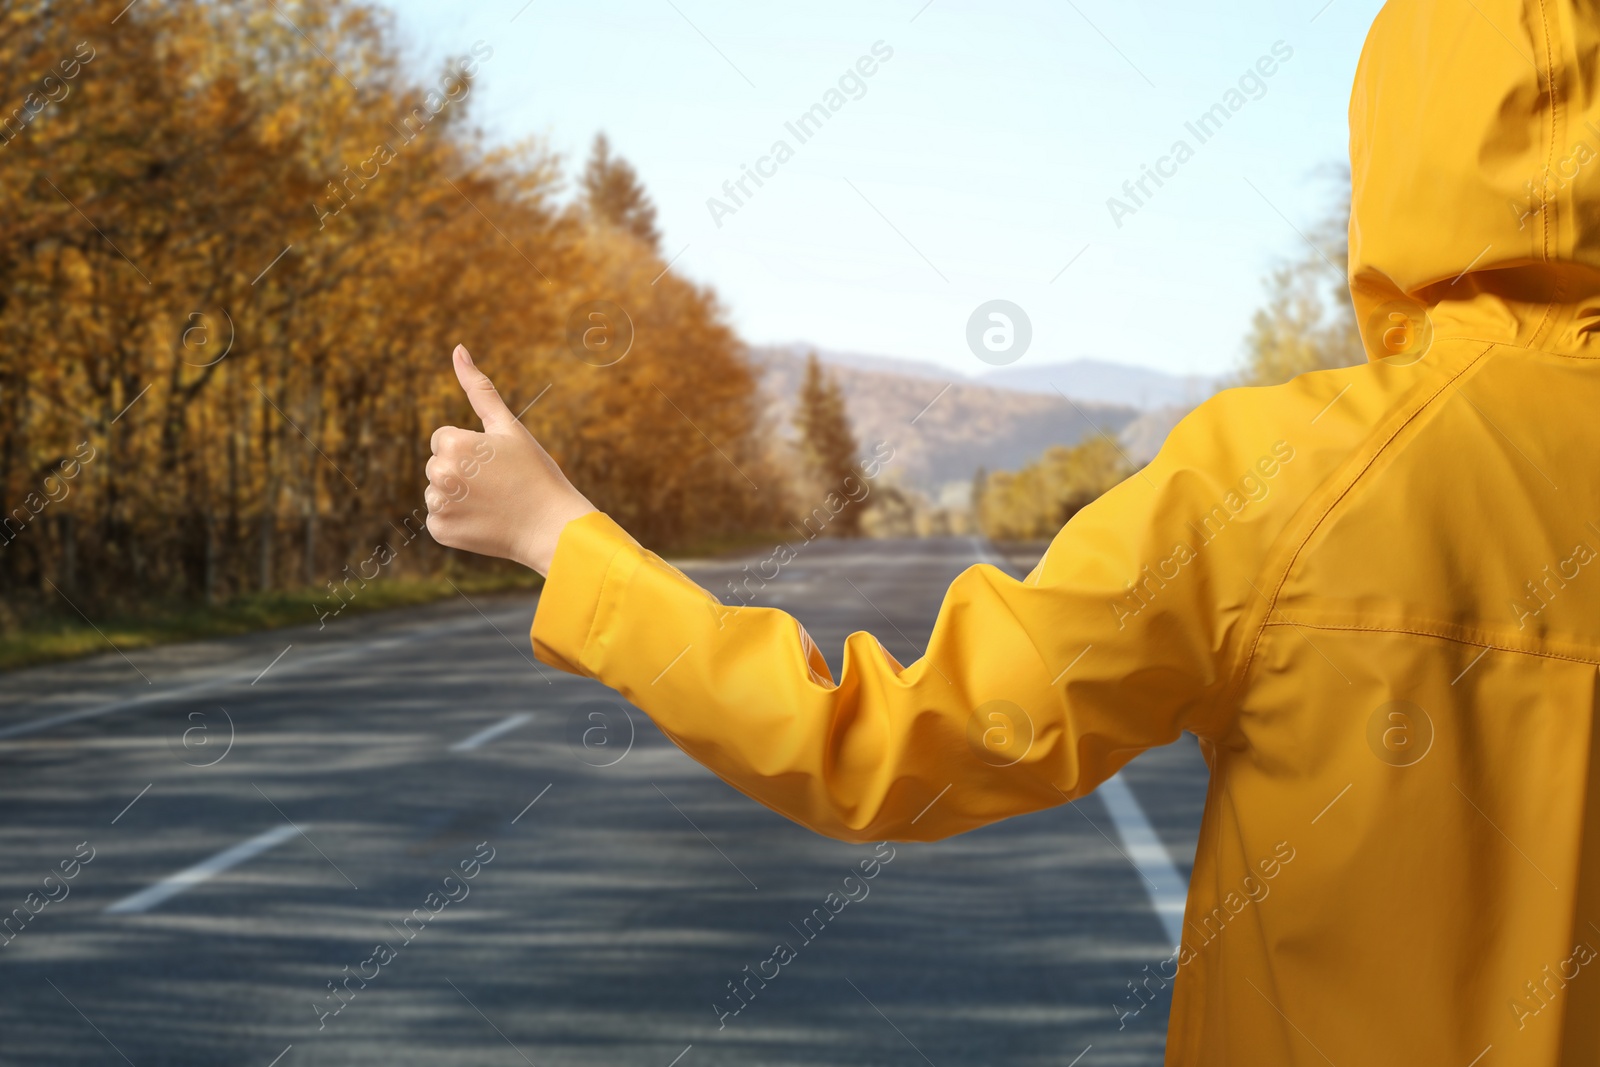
xmin=0 ymin=0 xmax=787 ymax=616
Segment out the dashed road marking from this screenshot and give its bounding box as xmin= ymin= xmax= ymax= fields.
xmin=105 ymin=824 xmax=300 ymax=915
xmin=450 ymin=713 xmax=533 ymax=752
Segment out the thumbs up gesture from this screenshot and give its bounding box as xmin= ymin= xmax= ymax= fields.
xmin=425 ymin=345 xmax=595 ymax=575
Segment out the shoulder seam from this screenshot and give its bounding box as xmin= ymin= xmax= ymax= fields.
xmin=1219 ymin=343 xmax=1498 ymax=714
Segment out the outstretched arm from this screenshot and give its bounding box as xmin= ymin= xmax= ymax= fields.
xmin=427 ymin=345 xmax=1293 ymax=841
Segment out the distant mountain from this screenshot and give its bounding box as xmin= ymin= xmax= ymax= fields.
xmin=759 ymin=343 xmax=1217 ymax=412
xmin=759 ymin=343 xmax=955 ymax=385
xmin=749 ymin=345 xmax=1142 ymax=497
xmin=980 ymin=359 xmax=1216 ymax=410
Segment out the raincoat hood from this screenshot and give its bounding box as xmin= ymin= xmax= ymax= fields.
xmin=1349 ymin=0 xmax=1600 ymax=359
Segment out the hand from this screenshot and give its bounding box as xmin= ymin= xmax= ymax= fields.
xmin=425 ymin=345 xmax=596 ymax=575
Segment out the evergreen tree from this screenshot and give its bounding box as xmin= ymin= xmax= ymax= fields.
xmin=970 ymin=465 xmax=989 ymax=537
xmin=794 ymin=352 xmax=864 ymax=537
xmin=580 ymin=133 xmax=661 ymax=251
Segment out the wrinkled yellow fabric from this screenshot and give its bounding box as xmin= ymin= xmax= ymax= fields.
xmin=533 ymin=0 xmax=1600 ymax=1059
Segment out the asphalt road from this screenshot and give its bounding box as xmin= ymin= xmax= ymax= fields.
xmin=0 ymin=538 xmax=1209 ymax=1067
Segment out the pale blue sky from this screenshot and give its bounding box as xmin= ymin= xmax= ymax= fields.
xmin=377 ymin=0 xmax=1384 ymax=379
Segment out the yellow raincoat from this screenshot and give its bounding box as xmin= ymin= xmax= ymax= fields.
xmin=533 ymin=0 xmax=1600 ymax=1059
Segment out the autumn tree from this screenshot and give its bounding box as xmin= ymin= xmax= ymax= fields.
xmin=1237 ymin=177 xmax=1363 ymax=387
xmin=976 ymin=436 xmax=1133 ymax=541
xmin=0 ymin=0 xmax=786 ymax=626
xmin=580 ymin=133 xmax=660 ymax=251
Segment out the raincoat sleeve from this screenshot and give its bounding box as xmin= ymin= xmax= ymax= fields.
xmin=532 ymin=389 xmax=1315 ymax=842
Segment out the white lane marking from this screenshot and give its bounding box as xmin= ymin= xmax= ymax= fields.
xmin=449 ymin=713 xmax=533 ymax=752
xmin=1097 ymin=772 xmax=1188 ymax=950
xmin=975 ymin=540 xmax=1190 ymax=949
xmin=253 ymin=784 xmax=359 ymax=890
xmin=968 ymin=536 xmax=1011 ymax=569
xmin=104 ymin=824 xmax=300 ymax=914
xmin=0 ymin=673 xmax=234 ymax=742
xmin=0 ymin=610 xmax=530 ymax=742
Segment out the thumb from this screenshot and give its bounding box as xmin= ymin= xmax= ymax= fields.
xmin=451 ymin=344 xmax=515 ymax=433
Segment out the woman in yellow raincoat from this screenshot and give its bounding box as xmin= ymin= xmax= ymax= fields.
xmin=425 ymin=0 xmax=1600 ymax=1059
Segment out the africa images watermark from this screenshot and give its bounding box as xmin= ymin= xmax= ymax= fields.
xmin=1509 ymin=520 xmax=1600 ymax=631
xmin=313 ymin=437 xmax=495 ymax=628
xmin=1510 ymin=938 xmax=1599 ymax=1032
xmin=1107 ymin=40 xmax=1293 ymax=229
xmin=712 ymin=841 xmax=897 ymax=1029
xmin=0 ymin=40 xmax=97 ymax=149
xmin=706 ymin=40 xmax=895 ymax=229
xmin=0 ymin=841 xmax=97 ymax=951
xmin=1112 ymin=839 xmax=1296 ymax=1030
xmin=1109 ymin=441 xmax=1295 ymax=631
xmin=311 ymin=840 xmax=496 ymax=1030
xmin=709 ymin=439 xmax=896 ymax=627
xmin=1510 ymin=119 xmax=1600 ymax=231
xmin=0 ymin=441 xmax=99 ymax=549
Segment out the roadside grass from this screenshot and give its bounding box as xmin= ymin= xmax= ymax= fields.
xmin=0 ymin=528 xmax=795 ymax=674
xmin=0 ymin=570 xmax=543 ymax=674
